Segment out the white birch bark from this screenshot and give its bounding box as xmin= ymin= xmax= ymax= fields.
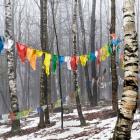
xmin=5 ymin=0 xmax=20 ymax=132
xmin=113 ymin=0 xmax=138 ymax=139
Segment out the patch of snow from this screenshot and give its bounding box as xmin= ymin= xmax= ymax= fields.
xmin=0 ymin=107 xmax=140 ymax=140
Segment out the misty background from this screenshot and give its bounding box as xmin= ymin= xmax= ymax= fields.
xmin=0 ymin=0 xmax=139 ymax=115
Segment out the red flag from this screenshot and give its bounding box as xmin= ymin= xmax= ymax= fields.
xmin=16 ymin=43 xmax=27 ymax=63
xmin=96 ymin=49 xmax=101 ymax=65
xmin=110 ymin=33 xmax=116 ymax=39
xmin=70 ymin=56 xmax=78 ymax=71
xmin=8 ymin=112 xmax=16 ymax=121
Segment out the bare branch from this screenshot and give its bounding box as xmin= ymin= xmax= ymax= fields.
xmin=33 ymin=0 xmax=40 ymax=10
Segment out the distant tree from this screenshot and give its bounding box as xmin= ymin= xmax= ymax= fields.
xmin=5 ymin=0 xmax=20 ymax=133
xmin=50 ymin=0 xmax=64 ymax=129
xmin=78 ymin=0 xmax=93 ymax=107
xmin=72 ymin=0 xmax=86 ymax=126
xmin=110 ymin=0 xmax=118 ymax=113
xmin=113 ymin=0 xmax=138 ymax=139
xmin=90 ymin=0 xmax=97 ymax=106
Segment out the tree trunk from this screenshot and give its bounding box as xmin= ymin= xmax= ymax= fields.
xmin=98 ymin=0 xmax=102 ymax=101
xmin=113 ymin=0 xmax=138 ymax=139
xmin=5 ymin=0 xmax=20 ymax=133
xmin=51 ymin=0 xmax=64 ymax=129
xmin=38 ymin=0 xmax=50 ymax=128
xmin=76 ymin=16 xmax=85 ymax=103
xmin=137 ymin=0 xmax=139 ymax=47
xmin=73 ymin=0 xmax=86 ymax=126
xmin=110 ymin=0 xmax=118 ymax=113
xmin=90 ymin=0 xmax=98 ymax=107
xmin=78 ymin=0 xmax=93 ymax=106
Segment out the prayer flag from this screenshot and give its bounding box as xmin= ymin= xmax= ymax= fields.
xmin=4 ymin=39 xmax=14 ymax=50
xmin=80 ymin=55 xmax=88 ymax=66
xmin=110 ymin=33 xmax=116 ymax=39
xmin=70 ymin=56 xmax=78 ymax=71
xmin=36 ymin=50 xmax=43 ymax=57
xmin=87 ymin=53 xmax=96 ymax=61
xmin=26 ymin=47 xmax=37 ymax=70
xmin=16 ymin=43 xmax=27 ymax=63
xmin=59 ymin=56 xmax=65 ymax=65
xmin=2 ymin=114 xmax=9 ymax=121
xmin=44 ymin=53 xmax=51 ymax=76
xmin=0 ymin=37 xmax=4 ymax=53
xmin=65 ymin=56 xmax=71 ymax=70
xmin=8 ymin=112 xmax=16 ymax=121
xmin=52 ymin=55 xmax=58 ymax=73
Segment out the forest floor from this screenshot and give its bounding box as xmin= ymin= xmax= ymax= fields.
xmin=0 ymin=106 xmax=140 ymax=140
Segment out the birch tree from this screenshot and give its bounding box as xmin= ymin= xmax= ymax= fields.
xmin=113 ymin=0 xmax=138 ymax=139
xmin=72 ymin=0 xmax=86 ymax=126
xmin=5 ymin=0 xmax=20 ymax=133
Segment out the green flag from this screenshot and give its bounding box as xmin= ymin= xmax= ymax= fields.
xmin=52 ymin=55 xmax=58 ymax=73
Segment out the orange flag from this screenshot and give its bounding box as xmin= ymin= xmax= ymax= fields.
xmin=26 ymin=48 xmax=37 ymax=70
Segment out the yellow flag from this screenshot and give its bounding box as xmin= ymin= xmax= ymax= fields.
xmin=26 ymin=48 xmax=37 ymax=70
xmin=44 ymin=53 xmax=52 ymax=76
xmin=36 ymin=50 xmax=43 ymax=57
xmin=100 ymin=46 xmax=108 ymax=61
xmin=104 ymin=45 xmax=110 ymax=57
xmin=80 ymin=55 xmax=88 ymax=66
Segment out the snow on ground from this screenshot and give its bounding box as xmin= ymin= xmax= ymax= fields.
xmin=0 ymin=106 xmax=140 ymax=140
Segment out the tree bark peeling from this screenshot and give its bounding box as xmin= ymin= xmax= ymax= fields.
xmin=5 ymin=0 xmax=20 ymax=133
xmin=113 ymin=0 xmax=138 ymax=139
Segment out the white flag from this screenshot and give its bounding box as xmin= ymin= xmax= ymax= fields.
xmin=65 ymin=56 xmax=72 ymax=70
xmin=4 ymin=39 xmax=14 ymax=50
xmin=95 ymin=51 xmax=98 ymax=57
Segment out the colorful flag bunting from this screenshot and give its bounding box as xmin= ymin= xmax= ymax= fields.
xmin=3 ymin=40 xmax=114 ymax=73
xmin=1 ymin=107 xmax=43 ymax=122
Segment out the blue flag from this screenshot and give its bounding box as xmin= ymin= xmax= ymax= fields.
xmin=59 ymin=56 xmax=65 ymax=65
xmin=111 ymin=38 xmax=121 ymax=46
xmin=0 ymin=36 xmax=4 ymax=53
